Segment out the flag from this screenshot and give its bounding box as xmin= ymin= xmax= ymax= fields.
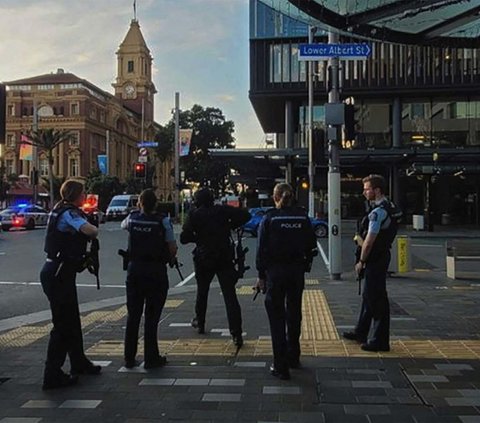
xmin=179 ymin=129 xmax=193 ymax=157
xmin=19 ymin=134 xmax=33 ymax=161
xmin=97 ymin=155 xmax=107 ymax=174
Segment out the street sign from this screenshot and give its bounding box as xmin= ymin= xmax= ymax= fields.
xmin=298 ymin=43 xmax=372 ymax=61
xmin=139 ymin=147 xmax=148 ymax=156
xmin=138 ymin=156 xmax=147 ymax=163
xmin=137 ymin=141 xmax=158 ymax=148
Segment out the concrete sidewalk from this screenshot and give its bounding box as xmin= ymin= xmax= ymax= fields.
xmin=1 ymin=267 xmax=480 ymax=422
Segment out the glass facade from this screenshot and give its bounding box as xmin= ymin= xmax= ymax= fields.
xmin=250 ymin=0 xmax=308 ymax=39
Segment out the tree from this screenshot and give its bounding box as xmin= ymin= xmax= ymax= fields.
xmin=41 ymin=175 xmax=65 ymax=206
xmin=28 ymin=128 xmax=72 ymax=209
xmin=155 ymin=104 xmax=236 ymax=193
xmin=85 ymin=169 xmax=125 ymax=211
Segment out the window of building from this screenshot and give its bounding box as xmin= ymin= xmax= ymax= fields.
xmin=7 ymin=105 xmax=14 ymax=116
xmin=38 ymin=84 xmax=54 ymax=90
xmin=22 ymin=107 xmax=28 ymax=116
xmin=60 ymin=106 xmax=64 ymax=115
xmin=99 ymin=110 xmax=105 ymax=123
xmin=5 ymin=159 xmax=14 ymax=175
xmin=128 ymin=60 xmax=134 ymax=73
xmin=70 ymin=102 xmax=79 ymax=115
xmin=6 ymin=134 xmax=15 ymax=147
xmin=90 ymin=107 xmax=96 ymax=120
xmin=39 ymin=158 xmax=49 ymax=176
xmin=69 ymin=158 xmax=79 ymax=177
xmin=69 ymin=131 xmax=80 ymax=146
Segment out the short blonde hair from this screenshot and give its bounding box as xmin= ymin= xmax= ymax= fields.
xmin=59 ymin=179 xmax=85 ymax=203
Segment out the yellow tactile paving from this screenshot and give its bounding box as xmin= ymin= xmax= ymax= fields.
xmin=0 ymin=324 xmax=52 ymax=347
xmin=236 ymin=286 xmax=255 ymax=295
xmin=305 ymin=279 xmax=320 ymax=285
xmin=301 ymin=290 xmax=339 ymax=341
xmin=85 ymin=339 xmax=480 ymax=359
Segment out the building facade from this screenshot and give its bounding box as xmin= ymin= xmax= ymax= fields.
xmin=249 ymin=0 xmax=480 ymax=225
xmin=3 ymin=19 xmax=173 ymax=202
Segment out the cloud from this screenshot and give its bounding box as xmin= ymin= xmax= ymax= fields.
xmin=0 ymin=0 xmax=263 ymax=147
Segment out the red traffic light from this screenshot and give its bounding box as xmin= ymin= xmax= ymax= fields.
xmin=134 ymin=162 xmax=146 ymax=178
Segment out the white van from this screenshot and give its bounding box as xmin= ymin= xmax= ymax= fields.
xmin=106 ymin=195 xmax=139 ymax=221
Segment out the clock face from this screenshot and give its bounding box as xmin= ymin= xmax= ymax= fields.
xmin=124 ymin=83 xmax=136 ymax=98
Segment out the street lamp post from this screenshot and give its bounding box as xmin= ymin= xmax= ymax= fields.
xmin=174 ymin=92 xmax=180 ymax=221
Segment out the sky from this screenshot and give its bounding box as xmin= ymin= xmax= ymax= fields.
xmin=0 ymin=0 xmax=265 ymax=148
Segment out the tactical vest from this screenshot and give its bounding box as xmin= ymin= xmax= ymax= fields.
xmin=128 ymin=211 xmax=168 ymax=263
xmin=359 ymin=199 xmax=401 ymax=260
xmin=44 ymin=204 xmax=89 ymax=260
xmin=264 ymin=206 xmax=311 ymax=264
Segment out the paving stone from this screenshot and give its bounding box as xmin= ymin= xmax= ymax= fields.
xmin=262 ymin=386 xmax=301 ymax=395
xmin=21 ymin=400 xmax=59 ymax=408
xmin=0 ymin=420 xmax=42 ymax=423
xmin=344 ymin=404 xmax=391 ymax=415
xmin=407 ymin=375 xmax=449 ymax=383
xmin=460 ymin=417 xmax=480 ymax=423
xmin=459 ymin=390 xmax=480 ymax=397
xmin=435 ymin=364 xmax=474 ymax=371
xmin=139 ymin=378 xmax=176 ymax=386
xmin=174 ymin=378 xmax=210 ymax=386
xmin=202 ymin=393 xmax=242 ymax=402
xmin=209 ymin=378 xmax=245 ymax=386
xmin=352 ymin=381 xmax=392 ymax=388
xmin=59 ymin=399 xmax=102 ymax=409
xmin=446 ymin=398 xmax=480 ymax=406
xmin=234 ymin=362 xmax=266 ymax=368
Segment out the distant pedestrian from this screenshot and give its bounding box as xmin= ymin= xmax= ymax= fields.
xmin=180 ymin=187 xmax=250 ymax=347
xmin=255 ymin=183 xmax=317 ymax=380
xmin=343 ymin=174 xmax=401 ymax=352
xmin=40 ymin=179 xmax=101 ymax=390
xmin=121 ymin=189 xmax=177 ymax=369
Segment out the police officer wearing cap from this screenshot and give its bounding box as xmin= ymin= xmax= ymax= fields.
xmin=343 ymin=174 xmax=401 ymax=352
xmin=40 ymin=179 xmax=101 ymax=390
xmin=180 ymin=187 xmax=250 ymax=347
xmin=121 ymin=189 xmax=177 ymax=369
xmin=255 ymin=183 xmax=317 ymax=380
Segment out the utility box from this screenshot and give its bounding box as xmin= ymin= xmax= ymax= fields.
xmin=389 ymin=235 xmax=412 ymax=273
xmin=412 ymin=214 xmax=424 ymax=231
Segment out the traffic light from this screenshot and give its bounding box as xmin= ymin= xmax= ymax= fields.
xmin=134 ymin=162 xmax=146 ymax=179
xmin=300 ymin=177 xmax=309 ymax=190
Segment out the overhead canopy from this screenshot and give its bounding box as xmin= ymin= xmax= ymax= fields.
xmin=285 ymin=0 xmax=480 ymax=47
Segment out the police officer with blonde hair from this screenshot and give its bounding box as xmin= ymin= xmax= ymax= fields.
xmin=40 ymin=179 xmax=101 ymax=390
xmin=255 ymin=183 xmax=317 ymax=380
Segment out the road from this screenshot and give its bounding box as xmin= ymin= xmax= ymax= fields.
xmin=0 ymin=221 xmax=447 ymax=321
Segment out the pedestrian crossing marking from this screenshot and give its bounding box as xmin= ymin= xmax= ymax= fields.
xmin=301 ymin=290 xmax=339 ymax=341
xmin=164 ymin=299 xmax=185 ymax=308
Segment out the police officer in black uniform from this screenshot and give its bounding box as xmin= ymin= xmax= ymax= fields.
xmin=343 ymin=174 xmax=401 ymax=352
xmin=40 ymin=179 xmax=101 ymax=390
xmin=180 ymin=188 xmax=250 ymax=347
xmin=255 ymin=183 xmax=317 ymax=380
xmin=121 ymin=189 xmax=177 ymax=369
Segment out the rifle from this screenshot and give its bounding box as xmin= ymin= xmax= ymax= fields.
xmin=86 ymin=238 xmax=100 ymax=290
xmin=169 ymin=257 xmax=185 ymax=281
xmin=233 ymin=228 xmax=250 ymax=279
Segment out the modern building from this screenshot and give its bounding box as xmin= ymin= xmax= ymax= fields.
xmin=248 ymin=0 xmax=480 ymax=225
xmin=2 ymin=19 xmax=174 ymax=202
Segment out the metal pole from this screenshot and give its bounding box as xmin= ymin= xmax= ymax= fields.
xmin=141 ymin=98 xmax=145 ymax=143
xmin=106 ymin=129 xmax=110 ymax=175
xmin=32 ymin=103 xmax=38 ymax=205
xmin=174 ymin=92 xmax=180 ymax=220
xmin=328 ymin=28 xmax=342 ymax=280
xmin=307 ymin=26 xmax=315 ymax=217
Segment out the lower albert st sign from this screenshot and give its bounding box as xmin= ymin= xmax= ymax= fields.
xmin=299 ymin=43 xmax=372 ymax=61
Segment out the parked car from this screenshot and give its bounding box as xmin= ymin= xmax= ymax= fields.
xmin=106 ymin=195 xmax=138 ymax=221
xmin=0 ymin=204 xmax=49 ymax=231
xmin=242 ymin=207 xmax=328 ymax=238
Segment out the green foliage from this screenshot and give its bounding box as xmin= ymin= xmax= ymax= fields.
xmin=155 ymin=104 xmax=236 ymax=193
xmin=41 ymin=175 xmax=65 ymax=205
xmin=85 ymin=169 xmax=125 ymax=211
xmin=124 ymin=174 xmax=144 ymax=194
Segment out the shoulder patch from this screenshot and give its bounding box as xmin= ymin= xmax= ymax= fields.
xmin=369 ymin=211 xmax=378 ymax=222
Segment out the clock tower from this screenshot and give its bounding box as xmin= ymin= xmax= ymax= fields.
xmin=113 ymin=19 xmax=156 ymax=121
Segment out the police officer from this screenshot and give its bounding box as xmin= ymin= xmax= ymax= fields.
xmin=180 ymin=188 xmax=250 ymax=347
xmin=40 ymin=179 xmax=101 ymax=390
xmin=121 ymin=189 xmax=177 ymax=369
xmin=255 ymin=183 xmax=317 ymax=380
xmin=343 ymin=174 xmax=401 ymax=352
